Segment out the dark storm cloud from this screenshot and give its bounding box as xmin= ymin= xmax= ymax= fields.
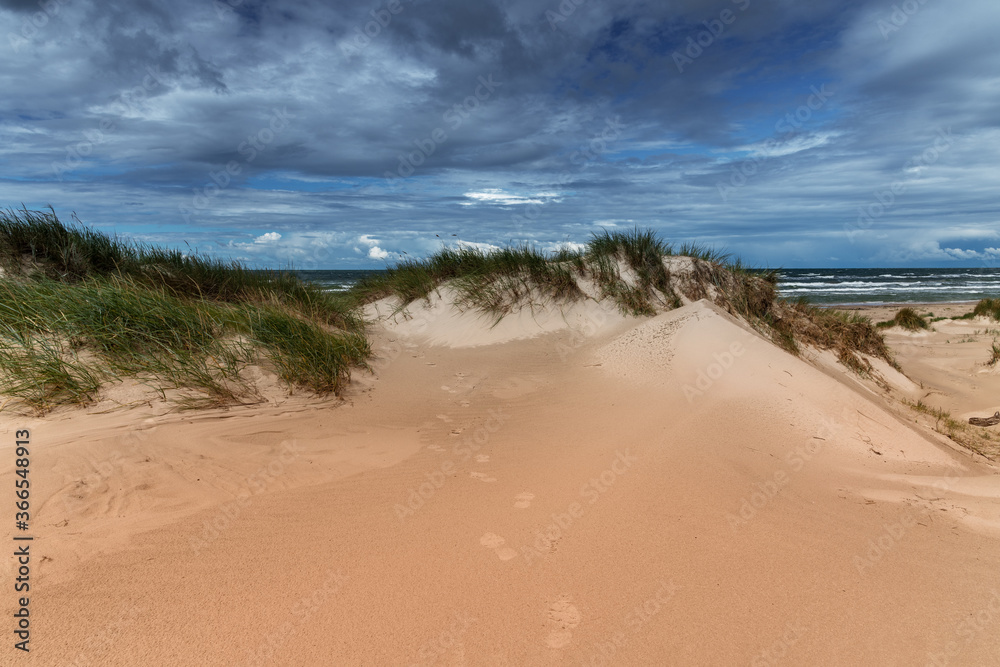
xmin=0 ymin=0 xmax=40 ymax=10
xmin=1 ymin=0 xmax=999 ymax=267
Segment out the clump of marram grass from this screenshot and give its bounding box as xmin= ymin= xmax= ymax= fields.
xmin=973 ymin=298 xmax=1000 ymax=321
xmin=584 ymin=229 xmax=681 ymax=316
xmin=988 ymin=341 xmax=1000 ymax=367
xmin=350 ymin=244 xmax=583 ymax=322
xmin=768 ymin=301 xmax=897 ymax=375
xmin=450 ymin=245 xmax=584 ymax=322
xmin=876 ymin=307 xmax=929 ymax=331
xmin=0 ymin=209 xmax=369 ymax=412
xmin=349 ymin=227 xmax=895 ymax=374
xmin=0 ymin=207 xmax=360 ymax=331
xmin=242 ymin=306 xmax=369 ymax=394
xmin=0 ymin=328 xmax=106 ymax=409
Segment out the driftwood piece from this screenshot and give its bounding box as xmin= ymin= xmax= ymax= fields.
xmin=969 ymin=411 xmax=1000 ymax=427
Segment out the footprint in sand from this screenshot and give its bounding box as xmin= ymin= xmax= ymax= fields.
xmin=470 ymin=472 xmax=497 ymax=483
xmin=475 ymin=454 xmax=490 ymax=463
xmin=514 ymin=492 xmax=535 ymax=509
xmin=436 ymin=414 xmax=453 ymax=423
xmin=459 ymin=400 xmax=471 ymax=408
xmin=450 ymin=428 xmax=463 ymax=436
xmin=545 ymin=600 xmax=582 ymax=649
xmin=480 ymin=532 xmax=518 ymax=561
xmin=427 ymin=444 xmax=445 ymax=453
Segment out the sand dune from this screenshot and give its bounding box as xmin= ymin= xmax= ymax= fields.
xmin=3 ymin=298 xmax=1000 ymax=664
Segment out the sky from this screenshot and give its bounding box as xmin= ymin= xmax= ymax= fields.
xmin=2 ymin=0 xmax=999 ymax=269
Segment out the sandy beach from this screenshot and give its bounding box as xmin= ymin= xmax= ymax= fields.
xmin=3 ymin=294 xmax=999 ymax=665
xmin=6 ymin=0 xmax=1000 ymax=662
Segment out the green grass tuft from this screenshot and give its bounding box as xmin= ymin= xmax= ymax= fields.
xmin=347 ymin=228 xmax=893 ymax=376
xmin=973 ymin=298 xmax=1000 ymax=321
xmin=0 ymin=209 xmax=368 ymax=412
xmin=877 ymin=307 xmax=929 ymax=331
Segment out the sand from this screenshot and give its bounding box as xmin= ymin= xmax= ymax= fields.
xmin=839 ymin=302 xmax=1000 ymax=422
xmin=2 ymin=297 xmax=1000 ymax=665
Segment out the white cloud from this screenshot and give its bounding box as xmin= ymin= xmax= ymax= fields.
xmin=461 ymin=189 xmax=561 ymax=206
xmin=943 ymin=247 xmax=981 ymax=260
xmin=544 ymin=240 xmax=587 ymax=254
xmin=740 ymin=132 xmax=839 ymax=159
xmin=454 ymin=239 xmax=501 ymax=253
xmin=357 ymin=234 xmax=390 ymax=259
xmin=254 ymin=232 xmax=281 ymax=244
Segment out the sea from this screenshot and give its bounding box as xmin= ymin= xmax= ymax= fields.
xmin=775 ymin=269 xmax=1000 ymax=305
xmin=295 ymin=268 xmax=1000 ymax=306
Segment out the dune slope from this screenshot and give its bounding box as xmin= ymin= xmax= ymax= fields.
xmin=3 ymin=299 xmax=1000 ymax=665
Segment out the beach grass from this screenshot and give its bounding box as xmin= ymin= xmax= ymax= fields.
xmin=349 ymin=227 xmax=894 ymax=373
xmin=973 ymin=298 xmax=1000 ymax=321
xmin=1 ymin=211 xmax=901 ymax=409
xmin=876 ymin=307 xmax=929 ymax=331
xmin=0 ymin=208 xmax=369 ymax=412
xmin=904 ymin=398 xmax=997 ymax=459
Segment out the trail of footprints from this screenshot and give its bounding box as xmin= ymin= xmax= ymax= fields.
xmin=432 ymin=372 xmax=582 ymax=653
xmin=432 ymin=373 xmax=500 ymax=484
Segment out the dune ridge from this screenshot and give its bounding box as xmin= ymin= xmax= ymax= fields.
xmin=3 ymin=287 xmax=1000 ymax=664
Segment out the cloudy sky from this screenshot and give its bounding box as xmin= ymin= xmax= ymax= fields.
xmin=2 ymin=0 xmax=999 ymax=268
